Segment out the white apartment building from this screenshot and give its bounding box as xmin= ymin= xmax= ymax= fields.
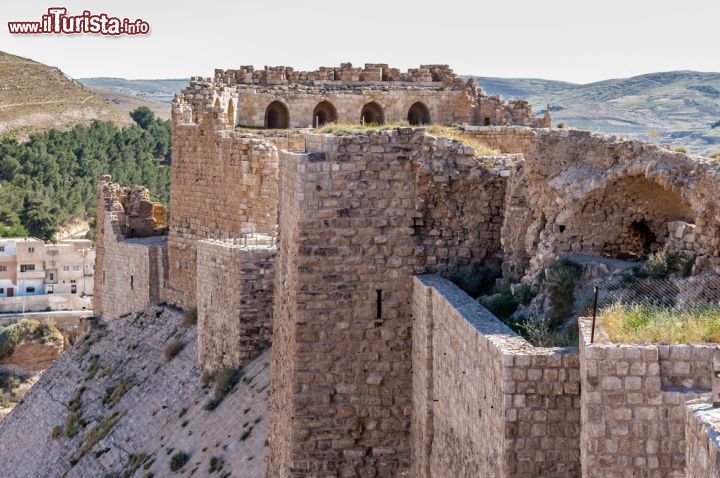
xmin=0 ymin=238 xmax=95 ymax=300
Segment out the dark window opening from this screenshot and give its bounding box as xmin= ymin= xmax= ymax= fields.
xmin=26 ymin=287 xmax=35 ymax=293
xmin=130 ymin=275 xmax=134 ymax=290
xmin=484 ymin=117 xmax=491 ymax=126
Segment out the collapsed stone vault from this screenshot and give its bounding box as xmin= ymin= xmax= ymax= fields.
xmin=88 ymin=65 xmax=720 ymax=477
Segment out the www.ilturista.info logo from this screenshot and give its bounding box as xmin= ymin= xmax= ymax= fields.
xmin=8 ymin=8 xmax=150 ymax=35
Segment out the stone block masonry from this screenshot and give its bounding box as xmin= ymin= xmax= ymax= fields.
xmin=93 ymin=176 xmax=168 ymax=320
xmin=196 ymin=235 xmax=275 ymax=374
xmin=579 ymin=317 xmax=712 ymax=477
xmin=412 ymin=275 xmax=581 ymax=478
xmin=685 ymin=399 xmax=720 ymax=478
xmin=268 ymin=128 xmax=526 ymax=477
xmin=166 ymin=110 xmax=280 ymax=308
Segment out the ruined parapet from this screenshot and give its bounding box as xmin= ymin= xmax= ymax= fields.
xmin=94 ymin=176 xmax=168 ymax=319
xmin=196 ymin=234 xmax=275 ymax=374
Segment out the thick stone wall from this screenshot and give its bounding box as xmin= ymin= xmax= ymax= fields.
xmin=94 ymin=177 xmax=168 ymax=320
xmin=685 ymin=399 xmax=720 ymax=478
xmin=167 ymin=112 xmax=280 ymax=307
xmin=412 ymin=275 xmax=581 ymax=478
xmin=196 ymin=236 xmax=275 ymax=373
xmin=268 ymin=129 xmax=517 ymax=477
xmin=579 ymin=318 xmax=711 ymax=477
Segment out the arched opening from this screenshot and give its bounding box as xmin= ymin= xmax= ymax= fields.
xmin=264 ymin=101 xmax=290 ymax=129
xmin=407 ymin=102 xmax=431 ymax=125
xmin=313 ymin=101 xmax=338 ymax=127
xmin=361 ymin=101 xmax=384 ymax=125
xmin=214 ymin=98 xmax=221 ymax=108
xmin=573 ymin=176 xmax=694 ymax=260
xmin=227 ymin=100 xmax=235 ymax=126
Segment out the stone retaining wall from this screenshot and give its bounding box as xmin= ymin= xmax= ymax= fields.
xmin=196 ymin=236 xmax=275 ymax=373
xmin=685 ymin=399 xmax=720 ymax=478
xmin=412 ymin=275 xmax=581 ymax=478
xmin=579 ymin=317 xmax=712 ymax=477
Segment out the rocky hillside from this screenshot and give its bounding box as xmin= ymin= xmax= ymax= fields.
xmin=0 ymin=51 xmax=132 ymax=137
xmin=473 ymin=71 xmax=720 ymax=155
xmin=0 ymin=306 xmax=269 ymax=478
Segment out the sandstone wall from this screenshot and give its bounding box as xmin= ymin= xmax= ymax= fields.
xmin=579 ymin=317 xmax=711 ymax=478
xmin=94 ymin=177 xmax=168 ymax=320
xmin=268 ymin=129 xmax=518 ymax=477
xmin=685 ymin=399 xmax=720 ymax=478
xmin=412 ymin=275 xmax=581 ymax=478
xmin=196 ymin=236 xmax=275 ymax=373
xmin=167 ymin=112 xmax=280 ymax=307
xmin=460 ymin=127 xmax=720 ymax=279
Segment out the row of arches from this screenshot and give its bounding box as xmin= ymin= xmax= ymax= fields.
xmin=263 ymin=100 xmax=432 ymax=128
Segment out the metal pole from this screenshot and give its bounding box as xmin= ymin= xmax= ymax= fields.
xmin=590 ymin=285 xmax=599 ymax=344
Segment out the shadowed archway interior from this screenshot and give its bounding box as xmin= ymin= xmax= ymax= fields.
xmin=265 ymin=101 xmax=290 ymax=128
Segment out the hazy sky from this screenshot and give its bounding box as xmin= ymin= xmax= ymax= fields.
xmin=1 ymin=0 xmax=718 ymax=83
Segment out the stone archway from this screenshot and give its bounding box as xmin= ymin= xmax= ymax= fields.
xmin=361 ymin=101 xmax=384 ymax=125
xmin=572 ymin=176 xmax=695 ymax=259
xmin=265 ymin=101 xmax=290 ymax=129
xmin=407 ymin=102 xmax=431 ymax=125
xmin=313 ymin=101 xmax=338 ymax=127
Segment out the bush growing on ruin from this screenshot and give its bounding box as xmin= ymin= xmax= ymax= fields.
xmin=203 ymin=367 xmax=244 ymax=411
xmin=163 ymin=339 xmax=185 ymax=362
xmin=0 ymin=325 xmax=21 ymax=360
xmin=543 ymin=258 xmax=583 ymax=324
xmin=479 ymin=293 xmax=518 ymax=321
xmin=674 ymin=146 xmax=688 ymax=153
xmin=169 ymin=451 xmax=190 ymax=472
xmin=182 ymin=308 xmax=198 ymax=327
xmin=644 ymin=251 xmax=694 ymax=279
xmin=556 ymin=122 xmax=566 ymax=129
xmin=448 ymin=264 xmax=502 ymax=298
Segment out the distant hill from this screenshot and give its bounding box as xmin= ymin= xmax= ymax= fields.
xmin=78 ymin=77 xmax=189 ymax=105
xmin=85 ymin=85 xmax=171 ymax=120
xmin=472 ymin=71 xmax=720 ymax=155
xmin=0 ymin=51 xmax=132 ymax=137
xmin=472 ymin=77 xmax=577 ymax=100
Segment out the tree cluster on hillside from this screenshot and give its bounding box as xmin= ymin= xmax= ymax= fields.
xmin=0 ymin=107 xmax=170 ymax=241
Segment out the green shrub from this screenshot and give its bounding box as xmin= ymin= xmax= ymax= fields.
xmin=169 ymin=451 xmax=190 ymax=472
xmin=513 ymin=283 xmax=535 ymax=305
xmin=479 ymin=293 xmax=518 ymax=320
xmin=182 ymin=308 xmax=198 ymax=327
xmin=674 ymin=146 xmax=688 ymax=153
xmin=163 ymin=339 xmax=185 ymax=362
xmin=556 ymin=122 xmax=566 ymax=129
xmin=448 ymin=264 xmax=502 ymax=298
xmin=102 ymin=377 xmax=133 ymax=407
xmin=645 ymin=251 xmax=694 ymax=279
xmin=543 ymin=258 xmax=583 ymax=324
xmin=203 ymin=367 xmax=243 ymax=411
xmin=209 ymin=456 xmax=224 ymax=473
xmin=0 ymin=325 xmax=21 ymax=360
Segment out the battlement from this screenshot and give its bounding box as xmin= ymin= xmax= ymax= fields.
xmin=209 ymin=63 xmax=459 ymax=88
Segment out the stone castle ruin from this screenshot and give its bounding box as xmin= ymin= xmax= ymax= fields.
xmin=88 ymin=63 xmax=720 ymax=477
